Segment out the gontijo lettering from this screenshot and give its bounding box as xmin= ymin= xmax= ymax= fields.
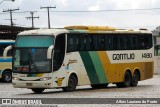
xmin=113 ymin=53 xmax=135 ymax=60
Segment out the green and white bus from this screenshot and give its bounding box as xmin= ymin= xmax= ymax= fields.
xmin=4 ymin=26 xmax=154 ymax=93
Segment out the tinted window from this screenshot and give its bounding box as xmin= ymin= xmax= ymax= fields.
xmin=67 ymin=33 xmax=152 ymax=52
xmin=0 ymin=43 xmax=14 ymax=56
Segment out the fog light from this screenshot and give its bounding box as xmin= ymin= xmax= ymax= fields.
xmin=13 ymin=77 xmax=19 ymax=80
xmin=40 ymin=77 xmax=51 ymax=81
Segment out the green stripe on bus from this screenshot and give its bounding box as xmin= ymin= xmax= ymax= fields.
xmin=89 ymin=52 xmax=108 ymax=83
xmin=79 ymin=51 xmax=100 ymax=84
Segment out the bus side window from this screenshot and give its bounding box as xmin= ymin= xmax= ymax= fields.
xmin=124 ymin=36 xmax=131 ymax=50
xmin=139 ymin=36 xmax=146 ymax=49
xmin=106 ymin=36 xmax=113 ymax=50
xmin=78 ymin=34 xmax=90 ymax=51
xmin=86 ymin=35 xmax=90 ymax=50
xmin=105 ymin=36 xmax=109 ymax=50
xmin=138 ymin=34 xmax=152 ymax=50
xmin=67 ymin=35 xmax=73 ymax=52
xmin=131 ymin=36 xmax=138 ymax=50
xmin=93 ymin=36 xmax=98 ymax=50
xmin=79 ymin=36 xmax=84 ymax=51
xmin=118 ymin=36 xmax=122 ymax=50
xmin=113 ymin=36 xmax=118 ymax=50
xmin=67 ymin=35 xmax=79 ymax=52
xmin=81 ymin=36 xmax=86 ymax=50
xmin=140 ymin=39 xmax=145 ymax=49
xmin=145 ymin=35 xmax=152 ymax=49
xmin=0 ymin=44 xmax=13 ymax=57
xmin=0 ymin=45 xmax=5 ymax=56
xmin=98 ymin=36 xmax=105 ymax=50
xmin=77 ymin=35 xmax=81 ymax=50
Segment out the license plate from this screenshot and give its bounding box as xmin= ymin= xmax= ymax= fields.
xmin=26 ymin=83 xmax=32 ymax=86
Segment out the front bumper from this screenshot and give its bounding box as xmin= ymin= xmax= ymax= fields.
xmin=12 ymin=80 xmax=53 ymax=88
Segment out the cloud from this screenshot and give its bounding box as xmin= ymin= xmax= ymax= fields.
xmin=112 ymin=0 xmax=158 ymax=9
xmin=88 ymin=5 xmax=100 ymax=11
xmin=55 ymin=0 xmax=68 ymax=7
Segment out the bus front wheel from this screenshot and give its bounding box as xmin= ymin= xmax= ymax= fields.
xmin=31 ymin=88 xmax=45 ymax=93
xmin=62 ymin=75 xmax=78 ymax=92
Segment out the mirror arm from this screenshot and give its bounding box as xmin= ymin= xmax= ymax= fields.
xmin=3 ymin=45 xmax=12 ymax=60
xmin=47 ymin=45 xmax=54 ymax=59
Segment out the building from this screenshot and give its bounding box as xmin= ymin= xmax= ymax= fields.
xmin=0 ymin=25 xmax=34 ymax=40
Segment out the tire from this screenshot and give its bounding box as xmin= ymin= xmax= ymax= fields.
xmin=62 ymin=75 xmax=77 ymax=92
xmin=31 ymin=88 xmax=45 ymax=93
xmin=116 ymin=71 xmax=132 ymax=88
xmin=91 ymin=84 xmax=108 ymax=89
xmin=131 ymin=71 xmax=140 ymax=87
xmin=2 ymin=70 xmax=12 ymax=83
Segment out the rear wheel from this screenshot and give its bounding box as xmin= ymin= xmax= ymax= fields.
xmin=31 ymin=88 xmax=45 ymax=93
xmin=91 ymin=84 xmax=108 ymax=89
xmin=131 ymin=71 xmax=140 ymax=87
xmin=62 ymin=75 xmax=78 ymax=92
xmin=2 ymin=70 xmax=12 ymax=83
xmin=116 ymin=71 xmax=132 ymax=88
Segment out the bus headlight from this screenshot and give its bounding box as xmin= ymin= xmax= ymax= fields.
xmin=13 ymin=77 xmax=19 ymax=81
xmin=40 ymin=77 xmax=51 ymax=81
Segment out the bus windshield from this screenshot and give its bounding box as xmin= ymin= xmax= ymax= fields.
xmin=13 ymin=35 xmax=54 ymax=73
xmin=13 ymin=48 xmax=51 ymax=73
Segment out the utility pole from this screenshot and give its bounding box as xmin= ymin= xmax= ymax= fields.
xmin=40 ymin=6 xmax=56 ymax=29
xmin=26 ymin=11 xmax=39 ymax=28
xmin=3 ymin=8 xmax=19 ymax=28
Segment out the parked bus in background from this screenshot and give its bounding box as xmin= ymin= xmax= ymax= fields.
xmin=4 ymin=26 xmax=154 ymax=93
xmin=0 ymin=40 xmax=14 ymax=82
xmin=153 ymin=35 xmax=160 ymax=74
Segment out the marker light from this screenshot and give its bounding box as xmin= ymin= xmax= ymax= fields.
xmin=40 ymin=77 xmax=51 ymax=81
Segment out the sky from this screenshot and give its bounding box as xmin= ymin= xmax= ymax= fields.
xmin=0 ymin=0 xmax=160 ymax=30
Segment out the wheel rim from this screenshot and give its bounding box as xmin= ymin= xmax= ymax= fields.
xmin=68 ymin=79 xmax=75 ymax=88
xmin=125 ymin=73 xmax=131 ymax=86
xmin=133 ymin=72 xmax=139 ymax=84
xmin=4 ymin=73 xmax=11 ymax=82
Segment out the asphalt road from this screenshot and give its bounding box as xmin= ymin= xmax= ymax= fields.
xmin=0 ymin=75 xmax=160 ymax=107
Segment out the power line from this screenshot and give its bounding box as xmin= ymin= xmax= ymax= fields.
xmin=1 ymin=7 xmax=160 ymax=14
xmin=50 ymin=8 xmax=160 ymax=12
xmin=38 ymin=7 xmax=160 ymax=13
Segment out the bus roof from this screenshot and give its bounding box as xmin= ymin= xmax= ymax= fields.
xmin=18 ymin=26 xmax=152 ymax=36
xmin=64 ymin=25 xmax=116 ymax=31
xmin=18 ymin=29 xmax=69 ymax=36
